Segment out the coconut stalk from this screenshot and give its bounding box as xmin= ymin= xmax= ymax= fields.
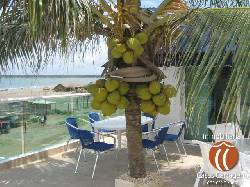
xmin=125 ymin=84 xmax=146 ymax=178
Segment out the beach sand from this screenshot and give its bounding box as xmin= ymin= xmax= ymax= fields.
xmin=0 ymin=87 xmax=75 ymax=101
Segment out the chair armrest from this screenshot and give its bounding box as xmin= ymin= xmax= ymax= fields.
xmin=142 ymin=128 xmax=160 ymax=135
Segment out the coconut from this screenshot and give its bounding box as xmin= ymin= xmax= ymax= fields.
xmin=118 ymin=96 xmax=129 ymax=109
xmin=107 ymin=38 xmax=119 ymax=49
xmin=111 ymin=47 xmax=123 ymax=59
xmin=126 ymin=37 xmax=141 ymax=50
xmin=157 ymin=102 xmax=170 ymax=115
xmin=140 ymin=100 xmax=156 ymax=113
xmin=163 ymin=84 xmax=177 ymax=98
xmin=152 ymin=93 xmax=166 ymax=106
xmin=133 ymin=45 xmax=144 ymax=57
xmin=135 ymin=32 xmax=148 ymax=44
xmin=95 ymin=88 xmax=108 ymax=102
xmin=118 ymin=82 xmax=129 ymax=95
xmin=149 ymin=81 xmax=161 ymax=95
xmin=101 ymin=101 xmax=117 ymax=116
xmin=91 ymin=98 xmax=102 ymax=110
xmin=105 ymin=79 xmax=120 ymax=92
xmin=136 ymin=86 xmax=152 ymax=100
xmin=116 ymin=44 xmax=127 ymax=54
xmin=107 ymin=91 xmax=121 ymax=105
xmin=123 ymin=51 xmax=134 ymax=64
xmin=87 ymin=84 xmax=99 ymax=96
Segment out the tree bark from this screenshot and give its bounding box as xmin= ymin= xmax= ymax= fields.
xmin=125 ymin=84 xmax=146 ymax=178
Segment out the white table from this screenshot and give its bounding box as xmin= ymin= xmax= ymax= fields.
xmin=92 ymin=116 xmax=153 ymax=149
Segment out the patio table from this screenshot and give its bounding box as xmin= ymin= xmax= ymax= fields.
xmin=92 ymin=115 xmax=153 ymax=149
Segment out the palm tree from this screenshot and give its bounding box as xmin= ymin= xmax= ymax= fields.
xmin=0 ymin=0 xmax=249 ymax=179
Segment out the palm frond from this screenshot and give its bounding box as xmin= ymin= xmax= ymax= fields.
xmin=0 ymin=0 xmax=100 ymax=73
xmin=171 ymin=8 xmax=250 ymax=137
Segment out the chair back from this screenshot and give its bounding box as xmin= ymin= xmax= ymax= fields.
xmin=167 ymin=122 xmax=186 ymax=138
xmin=142 ymin=112 xmax=156 ymax=129
xmin=155 ymin=126 xmax=169 ymax=145
xmin=88 ymin=112 xmax=101 ymax=123
xmin=141 ymin=124 xmax=149 ymax=133
xmin=78 ymin=130 xmax=94 ymax=148
xmin=66 ymin=117 xmax=78 ymax=128
xmin=65 ymin=119 xmax=79 ymax=139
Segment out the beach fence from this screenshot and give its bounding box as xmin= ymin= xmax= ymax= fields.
xmin=0 ymin=93 xmax=91 ymax=162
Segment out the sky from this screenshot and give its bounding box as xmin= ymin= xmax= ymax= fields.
xmin=7 ymin=0 xmax=161 ymax=76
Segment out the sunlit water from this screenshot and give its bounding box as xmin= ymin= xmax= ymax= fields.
xmin=0 ymin=76 xmax=100 ymax=90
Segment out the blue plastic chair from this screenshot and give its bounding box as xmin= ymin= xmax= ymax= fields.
xmin=65 ymin=117 xmax=79 ymax=151
xmin=164 ymin=122 xmax=187 ymax=159
xmin=71 ymin=126 xmax=114 ymax=179
xmin=142 ymin=126 xmax=169 ymax=173
xmin=88 ymin=112 xmax=115 ymax=142
xmin=142 ymin=112 xmax=156 ymax=130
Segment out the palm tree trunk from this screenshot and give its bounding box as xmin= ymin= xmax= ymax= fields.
xmin=125 ymin=84 xmax=146 ymax=178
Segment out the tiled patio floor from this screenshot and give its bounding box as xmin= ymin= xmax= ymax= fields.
xmin=0 ymin=142 xmax=234 ymax=187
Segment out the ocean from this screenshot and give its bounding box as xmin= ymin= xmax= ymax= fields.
xmin=0 ymin=75 xmax=100 ymax=90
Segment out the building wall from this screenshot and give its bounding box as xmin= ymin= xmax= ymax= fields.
xmin=154 ymin=67 xmax=185 ymax=128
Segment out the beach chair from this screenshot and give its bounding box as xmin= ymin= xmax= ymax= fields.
xmin=163 ymin=121 xmax=187 ymax=161
xmin=193 ymin=140 xmax=250 ymax=187
xmin=68 ymin=123 xmax=115 ymax=179
xmin=142 ymin=126 xmax=169 ymax=173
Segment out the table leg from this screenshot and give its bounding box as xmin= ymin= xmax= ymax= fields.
xmin=96 ymin=131 xmax=100 ymax=142
xmin=117 ymin=130 xmax=122 ymax=150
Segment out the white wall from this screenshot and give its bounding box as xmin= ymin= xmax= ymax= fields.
xmin=155 ymin=67 xmax=185 ymax=128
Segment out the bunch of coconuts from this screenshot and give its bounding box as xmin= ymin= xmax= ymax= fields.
xmin=107 ymin=32 xmax=148 ymax=64
xmin=87 ymin=79 xmax=130 ymax=116
xmin=87 ymin=79 xmax=177 ymax=117
xmin=136 ymin=81 xmax=177 ymax=117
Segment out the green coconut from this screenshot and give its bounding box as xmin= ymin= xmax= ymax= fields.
xmin=95 ymin=88 xmax=108 ymax=102
xmin=87 ymin=84 xmax=99 ymax=96
xmin=149 ymin=109 xmax=158 ymax=117
xmin=91 ymin=98 xmax=102 ymax=110
xmin=135 ymin=32 xmax=148 ymax=44
xmin=107 ymin=38 xmax=119 ymax=49
xmin=126 ymin=37 xmax=141 ymax=50
xmin=118 ymin=96 xmax=129 ymax=109
xmin=107 ymin=91 xmax=121 ymax=105
xmin=149 ymin=80 xmax=161 ymax=95
xmin=105 ymin=79 xmax=120 ymax=92
xmin=152 ymin=93 xmax=166 ymax=106
xmin=116 ymin=44 xmax=127 ymax=54
xmin=123 ymin=51 xmax=134 ymax=64
xmin=133 ymin=45 xmax=144 ymax=57
xmin=101 ymin=101 xmax=117 ymax=116
xmin=118 ymin=82 xmax=129 ymax=95
xmin=136 ymin=84 xmax=148 ymax=95
xmin=136 ymin=86 xmax=152 ymax=100
xmin=140 ymin=100 xmax=156 ymax=113
xmin=157 ymin=102 xmax=170 ymax=115
xmin=111 ymin=47 xmax=123 ymax=59
xmin=163 ymin=84 xmax=177 ymax=98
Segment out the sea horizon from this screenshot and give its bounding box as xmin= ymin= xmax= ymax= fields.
xmin=0 ymin=75 xmax=101 ymax=90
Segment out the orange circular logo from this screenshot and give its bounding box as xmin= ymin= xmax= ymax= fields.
xmin=209 ymin=141 xmax=239 ymax=171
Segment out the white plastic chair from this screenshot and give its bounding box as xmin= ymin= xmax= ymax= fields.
xmin=193 ymin=140 xmax=250 ymax=187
